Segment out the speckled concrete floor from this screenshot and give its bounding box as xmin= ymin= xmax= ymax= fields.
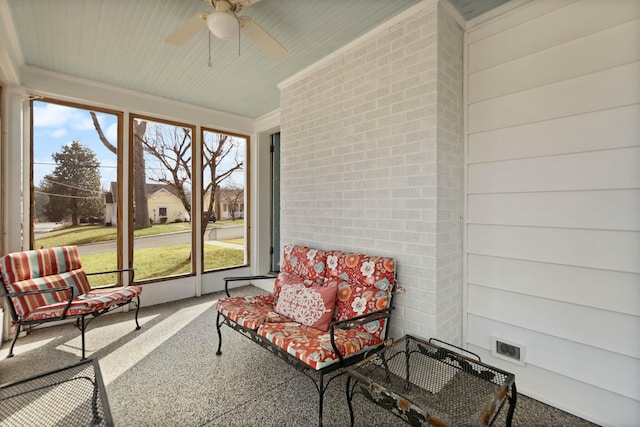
xmin=0 ymin=286 xmax=598 ymax=426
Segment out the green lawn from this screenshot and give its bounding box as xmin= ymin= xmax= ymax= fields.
xmin=84 ymin=244 xmax=244 ymax=287
xmin=35 ymin=222 xmax=246 ymax=287
xmin=35 ymin=220 xmax=244 ymax=247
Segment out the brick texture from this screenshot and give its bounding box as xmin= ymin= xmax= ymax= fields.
xmin=279 ymin=3 xmax=463 ymax=342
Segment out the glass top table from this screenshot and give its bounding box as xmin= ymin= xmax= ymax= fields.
xmin=346 ymin=335 xmax=517 ymax=427
xmin=0 ymin=359 xmax=113 ymax=427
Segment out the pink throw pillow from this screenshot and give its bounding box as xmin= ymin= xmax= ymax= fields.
xmin=274 ymin=283 xmax=338 ymax=332
xmin=273 ymin=271 xmax=315 ymax=300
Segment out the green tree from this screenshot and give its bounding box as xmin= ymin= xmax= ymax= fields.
xmin=41 ymin=141 xmax=105 ymax=225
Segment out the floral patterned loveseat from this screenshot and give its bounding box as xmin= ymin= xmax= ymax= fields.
xmin=215 ymin=244 xmax=396 ymax=425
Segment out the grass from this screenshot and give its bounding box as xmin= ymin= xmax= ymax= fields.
xmin=35 ymin=220 xmax=244 ymax=247
xmin=35 ymin=221 xmax=246 ymax=287
xmin=83 ymin=244 xmax=244 ymax=287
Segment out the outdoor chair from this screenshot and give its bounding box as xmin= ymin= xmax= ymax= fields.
xmin=0 ymin=246 xmax=142 ymax=359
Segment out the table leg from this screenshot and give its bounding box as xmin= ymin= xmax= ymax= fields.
xmin=506 ymin=382 xmax=517 ymax=427
xmin=404 ymin=339 xmax=411 ymax=391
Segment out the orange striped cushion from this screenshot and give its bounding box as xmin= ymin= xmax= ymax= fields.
xmin=1 ymin=246 xmax=84 ymax=284
xmin=5 ymin=270 xmax=91 ymax=319
xmin=22 ymin=285 xmax=142 ymax=322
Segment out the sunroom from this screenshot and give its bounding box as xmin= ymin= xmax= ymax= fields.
xmin=0 ymin=0 xmax=638 ymax=425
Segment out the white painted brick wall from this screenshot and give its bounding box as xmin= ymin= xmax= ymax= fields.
xmin=435 ymin=3 xmax=464 ymax=345
xmin=279 ymin=3 xmax=463 ymax=342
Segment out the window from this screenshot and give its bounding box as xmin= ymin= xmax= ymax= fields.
xmin=30 ymin=101 xmax=250 ymax=286
xmin=130 ymin=115 xmax=195 ymax=281
xmin=31 ymin=99 xmax=123 ymax=286
xmin=201 ymin=128 xmax=247 ymax=272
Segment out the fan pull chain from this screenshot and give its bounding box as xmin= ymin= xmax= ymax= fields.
xmin=237 ymin=17 xmax=241 ymax=57
xmin=208 ymin=31 xmax=212 ymax=67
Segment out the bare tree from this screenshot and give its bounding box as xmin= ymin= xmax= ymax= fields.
xmin=137 ymin=124 xmax=192 ymax=217
xmin=220 ymin=185 xmax=244 ymax=220
xmin=202 ymin=133 xmax=244 ymax=237
xmin=92 ymin=113 xmax=243 ymax=239
xmin=133 ymin=120 xmax=150 ymax=229
xmin=90 ymin=112 xmax=150 ymax=230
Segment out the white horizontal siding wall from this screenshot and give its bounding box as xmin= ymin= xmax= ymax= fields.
xmin=465 ymin=0 xmax=640 ymax=425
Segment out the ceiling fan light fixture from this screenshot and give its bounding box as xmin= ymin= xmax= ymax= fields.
xmin=207 ymin=11 xmax=239 ymax=40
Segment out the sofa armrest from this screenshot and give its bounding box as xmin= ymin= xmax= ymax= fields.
xmin=329 ymin=307 xmax=395 ymax=364
xmin=86 ymin=268 xmax=135 ymax=287
xmin=223 ymin=275 xmax=276 ymax=297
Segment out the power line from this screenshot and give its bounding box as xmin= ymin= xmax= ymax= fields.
xmin=41 ymin=177 xmax=104 ymax=194
xmin=35 ymin=190 xmax=103 ymax=200
xmin=33 ymin=161 xmax=117 ymax=169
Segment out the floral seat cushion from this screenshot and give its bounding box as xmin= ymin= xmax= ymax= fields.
xmin=216 ymin=294 xmax=289 ymax=330
xmin=256 ymin=321 xmax=383 ymax=370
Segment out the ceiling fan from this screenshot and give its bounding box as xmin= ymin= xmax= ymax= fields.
xmin=165 ymin=0 xmax=287 ymax=60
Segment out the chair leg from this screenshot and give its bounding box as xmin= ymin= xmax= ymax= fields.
xmin=80 ymin=315 xmax=87 ymax=360
xmin=7 ymin=323 xmax=21 ymax=358
xmin=215 ymin=312 xmax=223 ymax=356
xmin=133 ymin=295 xmax=141 ymax=330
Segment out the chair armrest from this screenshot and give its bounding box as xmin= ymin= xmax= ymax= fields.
xmin=1 ymin=286 xmax=75 ymax=320
xmin=2 ymin=285 xmax=73 ymax=299
xmin=223 ymin=275 xmax=276 ymax=297
xmin=329 ymin=307 xmax=395 ymax=364
xmin=86 ymin=268 xmax=135 ymax=285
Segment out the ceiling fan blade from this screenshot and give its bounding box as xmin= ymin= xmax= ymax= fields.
xmin=239 ymin=16 xmax=287 ymax=60
xmin=165 ymin=13 xmax=208 ymax=46
xmin=232 ymin=0 xmax=264 ymax=6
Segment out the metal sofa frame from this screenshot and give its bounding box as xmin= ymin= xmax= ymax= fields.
xmin=215 ymin=276 xmax=394 ymax=427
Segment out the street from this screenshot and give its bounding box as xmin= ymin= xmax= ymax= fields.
xmin=76 ymin=227 xmax=243 ymax=256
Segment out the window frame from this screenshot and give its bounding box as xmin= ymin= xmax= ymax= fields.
xmin=128 ymin=113 xmax=196 ymax=283
xmin=200 ymin=126 xmax=250 ymax=274
xmin=29 ymin=97 xmax=124 ymax=270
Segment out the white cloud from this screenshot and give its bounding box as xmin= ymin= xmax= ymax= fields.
xmin=106 ymin=122 xmax=118 ymax=142
xmin=74 ymin=115 xmax=95 ymax=131
xmin=50 ymin=128 xmax=68 ymax=138
xmin=33 ymin=103 xmax=80 ymax=128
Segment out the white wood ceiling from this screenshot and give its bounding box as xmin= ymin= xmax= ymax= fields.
xmin=4 ymin=0 xmax=510 ymax=118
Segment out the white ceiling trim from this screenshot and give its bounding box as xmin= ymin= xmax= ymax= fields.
xmin=441 ymin=0 xmax=467 ymax=28
xmin=254 ymin=108 xmax=281 ymax=132
xmin=0 ymin=0 xmax=22 ymax=84
xmin=278 ymin=0 xmax=438 ymax=90
xmin=465 ymin=0 xmax=534 ymax=30
xmin=20 ymin=65 xmax=255 ymax=132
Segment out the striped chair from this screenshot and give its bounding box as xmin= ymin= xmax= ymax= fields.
xmin=0 ymin=246 xmax=142 ymax=359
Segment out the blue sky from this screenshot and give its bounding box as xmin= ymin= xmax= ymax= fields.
xmin=33 ymin=100 xmax=246 ymax=194
xmin=33 ymin=101 xmax=118 ymax=191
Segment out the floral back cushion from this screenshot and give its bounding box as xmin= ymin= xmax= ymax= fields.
xmin=280 ymin=245 xmax=329 ymax=283
xmin=326 ymin=251 xmax=395 ymax=290
xmin=325 ymin=277 xmax=392 ymax=341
